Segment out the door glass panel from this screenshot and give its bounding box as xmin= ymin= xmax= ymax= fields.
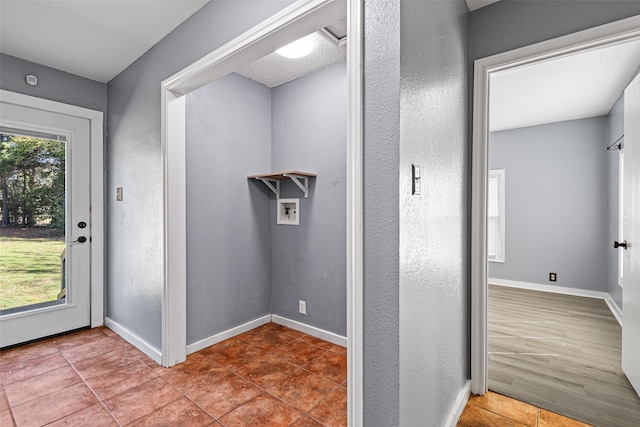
xmin=0 ymin=131 xmax=67 ymax=314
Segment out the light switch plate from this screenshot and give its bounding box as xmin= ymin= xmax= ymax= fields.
xmin=412 ymin=164 xmax=421 ymax=195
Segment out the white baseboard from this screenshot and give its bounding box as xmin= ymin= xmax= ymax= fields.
xmin=186 ymin=314 xmax=271 ymax=355
xmin=489 ymin=278 xmax=608 ymax=299
xmin=489 ymin=278 xmax=623 ymax=326
xmin=271 ymin=315 xmax=347 ymax=348
xmin=604 ymin=294 xmax=623 ymax=327
xmin=108 ymin=313 xmax=346 ymax=363
xmin=104 ymin=317 xmax=162 ymax=365
xmin=446 ymin=380 xmax=471 ymax=427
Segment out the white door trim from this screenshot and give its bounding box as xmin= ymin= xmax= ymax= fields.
xmin=0 ymin=89 xmax=105 ymax=329
xmin=160 ymin=0 xmax=363 ymax=424
xmin=470 ymin=14 xmax=640 ymax=395
xmin=346 ymin=1 xmax=363 ymax=425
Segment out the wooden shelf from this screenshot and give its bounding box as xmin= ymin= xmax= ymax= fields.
xmin=247 ymin=170 xmax=316 ymax=198
xmin=247 ymin=171 xmax=316 ymax=180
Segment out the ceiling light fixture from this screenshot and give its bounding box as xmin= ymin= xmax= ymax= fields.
xmin=276 ymin=34 xmax=315 ymax=59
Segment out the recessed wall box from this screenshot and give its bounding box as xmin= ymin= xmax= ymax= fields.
xmin=277 ymin=198 xmax=299 ymax=225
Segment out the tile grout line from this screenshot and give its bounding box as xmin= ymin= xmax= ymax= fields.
xmin=57 ymin=331 xmax=184 ymax=426
xmin=151 ymin=333 xmax=306 ymax=426
xmin=236 ymin=339 xmax=308 ymax=424
xmin=466 ymin=397 xmax=532 ymax=427
xmin=212 ymin=339 xmax=325 ymax=425
xmin=155 ymin=367 xmax=240 ymax=425
xmin=59 ymin=342 xmax=125 ymax=427
xmin=151 ymin=373 xmax=219 ymax=425
xmin=255 ymin=334 xmax=345 ymax=424
xmin=3 ymin=388 xmax=18 ymax=427
xmin=91 ymin=334 xmax=198 ymax=427
xmin=2 ymin=344 xmax=113 ymax=427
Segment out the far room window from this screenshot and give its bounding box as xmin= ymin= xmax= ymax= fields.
xmin=488 ymin=169 xmax=505 ymax=263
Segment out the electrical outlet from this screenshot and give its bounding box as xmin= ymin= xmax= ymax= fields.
xmin=299 ymin=300 xmax=307 ymax=315
xmin=549 ymin=272 xmax=557 ymax=282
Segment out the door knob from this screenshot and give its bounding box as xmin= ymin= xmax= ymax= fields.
xmin=614 ymin=240 xmax=628 ymax=249
xmin=72 ymin=236 xmax=87 ymax=244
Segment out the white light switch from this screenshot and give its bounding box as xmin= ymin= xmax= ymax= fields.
xmin=412 ymin=164 xmax=421 ymax=195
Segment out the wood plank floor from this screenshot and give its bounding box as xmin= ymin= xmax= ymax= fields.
xmin=488 ymin=285 xmax=640 ymax=427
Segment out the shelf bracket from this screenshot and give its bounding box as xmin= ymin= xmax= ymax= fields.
xmin=284 ymin=174 xmax=309 ymax=198
xmin=256 ymin=178 xmax=280 ymax=198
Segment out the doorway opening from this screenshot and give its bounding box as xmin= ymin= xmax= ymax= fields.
xmin=471 ymin=13 xmax=640 ymax=425
xmin=161 ymin=0 xmax=363 ymax=425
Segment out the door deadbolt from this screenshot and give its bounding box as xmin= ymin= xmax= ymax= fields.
xmin=78 ymin=221 xmax=87 ymax=229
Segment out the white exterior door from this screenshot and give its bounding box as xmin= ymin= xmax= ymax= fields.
xmin=0 ymin=102 xmax=91 ymax=347
xmin=622 ymin=72 xmax=640 ymax=397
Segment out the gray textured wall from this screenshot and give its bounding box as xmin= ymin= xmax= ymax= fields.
xmin=470 ymin=1 xmax=640 ymax=61
xmin=185 ymin=73 xmax=272 ymax=345
xmin=363 ymin=0 xmax=401 ymax=424
xmin=0 ymin=53 xmax=107 ymax=114
xmin=607 ymin=95 xmax=624 ymax=308
xmin=107 ymin=0 xmax=291 ymax=350
xmin=488 ymin=118 xmax=608 ymax=292
xmin=399 ymin=1 xmax=469 ymax=424
xmin=270 ymin=61 xmax=347 ymax=336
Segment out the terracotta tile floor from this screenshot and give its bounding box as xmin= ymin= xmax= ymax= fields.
xmin=0 ymin=323 xmax=347 ymax=426
xmin=458 ymin=391 xmax=594 ymax=427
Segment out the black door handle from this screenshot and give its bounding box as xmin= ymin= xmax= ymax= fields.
xmin=72 ymin=236 xmax=87 ymax=244
xmin=614 ymin=240 xmax=627 ymax=249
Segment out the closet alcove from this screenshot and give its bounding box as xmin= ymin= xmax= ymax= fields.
xmin=184 ymin=19 xmax=348 ymax=349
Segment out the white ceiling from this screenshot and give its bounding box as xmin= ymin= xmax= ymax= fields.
xmin=0 ymin=0 xmax=209 ymax=83
xmin=2 ymin=0 xmax=638 ymax=131
xmin=236 ymin=20 xmax=347 ymax=88
xmin=490 ymin=39 xmax=640 ymax=132
xmin=465 ymin=0 xmax=500 ymax=12
xmin=236 ymin=32 xmax=346 ymax=88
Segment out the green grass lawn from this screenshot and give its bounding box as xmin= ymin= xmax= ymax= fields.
xmin=0 ymin=235 xmax=66 ymax=310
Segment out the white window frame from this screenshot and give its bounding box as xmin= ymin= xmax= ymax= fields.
xmin=487 ymin=169 xmax=505 ymax=263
